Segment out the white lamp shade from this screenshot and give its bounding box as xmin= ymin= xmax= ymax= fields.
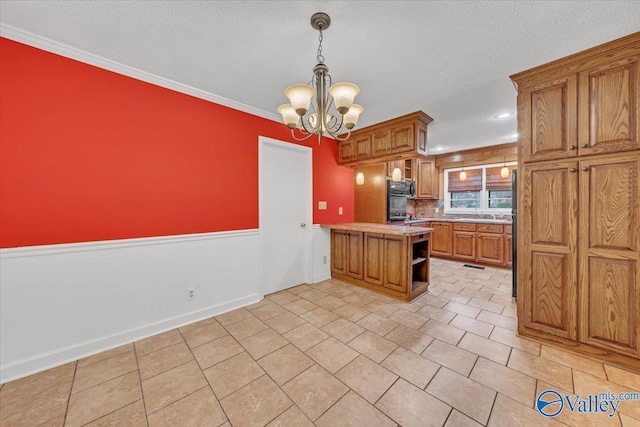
xmin=277 ymin=104 xmax=300 ymax=128
xmin=343 ymin=104 xmax=363 ymax=129
xmin=284 ymin=84 xmax=315 ymax=115
xmin=460 ymin=170 xmax=467 ymax=181
xmin=392 ymin=167 xmax=402 ymax=182
xmin=329 ymin=82 xmax=360 ymax=114
xmin=356 ymin=172 xmax=365 ymax=185
xmin=501 ymin=166 xmax=510 ymax=178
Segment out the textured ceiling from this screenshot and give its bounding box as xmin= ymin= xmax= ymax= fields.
xmin=2 ymin=1 xmax=640 ymax=153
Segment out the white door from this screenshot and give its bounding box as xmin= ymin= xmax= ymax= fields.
xmin=259 ymin=137 xmax=312 ymax=296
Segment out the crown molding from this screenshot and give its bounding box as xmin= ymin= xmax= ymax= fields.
xmin=0 ymin=24 xmax=282 ymax=123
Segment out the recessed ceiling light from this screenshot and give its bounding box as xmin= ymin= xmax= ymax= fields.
xmin=494 ymin=112 xmax=514 ymax=119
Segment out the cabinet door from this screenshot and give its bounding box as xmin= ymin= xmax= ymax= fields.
xmin=353 ymin=135 xmax=371 ymax=159
xmin=416 ymin=157 xmax=438 ymax=199
xmin=391 ymin=123 xmax=415 ymax=153
xmin=431 ymin=222 xmax=453 ymax=257
xmin=331 ymin=230 xmax=348 ymax=275
xmin=578 ymin=152 xmax=640 ymax=357
xmin=371 ymin=130 xmax=391 ymax=156
xmin=337 ymin=141 xmax=355 ymax=164
xmin=346 ymin=232 xmax=364 ymax=279
xmin=504 ymin=234 xmax=513 ymax=266
xmin=520 ymin=161 xmax=578 ymax=340
xmin=578 ymin=55 xmax=640 ymax=156
xmin=453 ymin=231 xmax=476 ymax=260
xmin=477 ymin=233 xmax=504 ymax=265
xmin=364 ymin=233 xmax=384 ymax=286
xmin=383 ymin=235 xmax=407 ymax=292
xmin=520 ymin=75 xmax=578 ymax=162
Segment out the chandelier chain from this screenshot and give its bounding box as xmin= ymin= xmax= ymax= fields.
xmin=317 ymin=28 xmax=324 ymax=63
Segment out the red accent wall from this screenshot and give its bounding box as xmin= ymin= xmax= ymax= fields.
xmin=0 ymin=38 xmax=354 ymax=248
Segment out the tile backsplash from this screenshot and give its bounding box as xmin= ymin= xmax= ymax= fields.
xmin=407 ymin=199 xmax=442 ymax=217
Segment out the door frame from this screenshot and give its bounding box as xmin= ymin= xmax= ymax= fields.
xmin=258 ymin=136 xmax=313 ymax=299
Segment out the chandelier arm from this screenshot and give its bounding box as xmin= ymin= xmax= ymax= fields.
xmin=328 ymin=127 xmax=352 ymax=142
xmin=290 ymin=127 xmax=317 ymax=142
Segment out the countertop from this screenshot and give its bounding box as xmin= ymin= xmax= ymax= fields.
xmin=321 ymin=222 xmax=433 ymax=236
xmin=404 ymin=217 xmax=512 ymax=225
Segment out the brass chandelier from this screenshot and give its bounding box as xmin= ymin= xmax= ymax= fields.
xmin=278 ymin=12 xmax=363 ymax=143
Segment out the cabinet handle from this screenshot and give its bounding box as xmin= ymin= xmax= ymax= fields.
xmin=582 ymin=166 xmax=589 ymax=171
xmin=569 ymin=168 xmax=577 ymax=172
xmin=569 ymin=145 xmax=576 ymax=150
xmin=581 ymin=143 xmax=588 ymax=148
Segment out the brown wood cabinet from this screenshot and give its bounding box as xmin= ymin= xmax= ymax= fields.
xmin=384 ymin=235 xmax=408 ymax=292
xmin=416 ymin=157 xmax=438 ymax=199
xmin=452 ymin=222 xmax=476 ymax=260
xmin=337 ymin=111 xmax=433 ymax=166
xmin=512 ymin=32 xmax=640 ymax=368
xmin=476 ymin=224 xmax=505 ymax=266
xmin=430 ymin=222 xmax=453 ymax=257
xmin=327 ymin=225 xmax=431 ymax=301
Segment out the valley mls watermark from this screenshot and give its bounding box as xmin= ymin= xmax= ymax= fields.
xmin=537 ymin=389 xmax=639 ymax=418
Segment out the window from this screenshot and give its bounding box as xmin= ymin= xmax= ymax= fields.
xmin=444 ymin=162 xmax=516 ymax=213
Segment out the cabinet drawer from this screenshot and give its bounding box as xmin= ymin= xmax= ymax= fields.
xmin=453 ymin=223 xmax=476 ymax=231
xmin=505 ymin=225 xmax=512 ymax=234
xmin=477 ymin=224 xmax=504 ymax=233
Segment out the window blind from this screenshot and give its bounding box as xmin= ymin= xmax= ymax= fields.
xmin=448 ymin=168 xmax=482 ymax=191
xmin=486 ymin=166 xmax=516 ymax=190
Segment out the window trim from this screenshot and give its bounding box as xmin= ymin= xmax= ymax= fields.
xmin=443 ymin=161 xmax=517 ymax=214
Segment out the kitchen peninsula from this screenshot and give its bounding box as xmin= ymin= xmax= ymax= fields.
xmin=322 ymin=223 xmax=432 ymax=302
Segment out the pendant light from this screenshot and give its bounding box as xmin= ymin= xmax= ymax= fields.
xmin=391 ymin=157 xmax=403 ymax=182
xmin=501 ymin=156 xmax=510 ymax=178
xmin=459 ymin=161 xmax=467 ymax=181
xmin=355 ymin=162 xmax=365 ymax=185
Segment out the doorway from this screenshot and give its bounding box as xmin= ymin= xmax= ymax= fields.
xmin=259 ymin=137 xmax=312 ymax=297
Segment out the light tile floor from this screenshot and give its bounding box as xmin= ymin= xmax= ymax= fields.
xmin=1 ymin=259 xmax=639 ymax=426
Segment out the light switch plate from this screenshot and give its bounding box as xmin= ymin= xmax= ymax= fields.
xmin=339 ymin=207 xmax=343 ymax=215
xmin=318 ymin=201 xmax=327 ymax=210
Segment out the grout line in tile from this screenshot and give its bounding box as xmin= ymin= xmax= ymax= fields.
xmin=132 ymin=340 xmax=150 ymax=426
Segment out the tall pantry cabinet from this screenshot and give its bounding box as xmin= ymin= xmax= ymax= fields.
xmin=511 ymin=32 xmax=640 ymax=368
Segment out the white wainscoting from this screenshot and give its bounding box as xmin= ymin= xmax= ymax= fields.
xmin=0 ymin=229 xmax=260 ymax=383
xmin=312 ymin=225 xmax=331 ymax=284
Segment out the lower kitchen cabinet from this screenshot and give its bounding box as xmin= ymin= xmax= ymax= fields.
xmin=331 ymin=230 xmax=363 ymax=279
xmin=431 ymin=222 xmax=453 ymax=257
xmin=476 ymin=224 xmax=504 ymax=265
xmin=328 ymin=226 xmax=431 ymax=301
xmin=383 ymin=235 xmax=407 ymax=292
xmin=452 ymin=223 xmax=476 ymax=260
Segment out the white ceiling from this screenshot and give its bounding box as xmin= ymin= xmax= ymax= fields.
xmin=2 ymin=1 xmax=640 ymax=153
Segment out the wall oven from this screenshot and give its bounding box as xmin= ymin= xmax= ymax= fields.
xmin=387 ymin=179 xmax=415 ymax=222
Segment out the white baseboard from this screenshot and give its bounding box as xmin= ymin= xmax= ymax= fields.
xmin=313 ymin=272 xmax=332 ymax=284
xmin=0 ymin=230 xmax=260 ymax=383
xmin=1 ymin=293 xmax=260 ymax=383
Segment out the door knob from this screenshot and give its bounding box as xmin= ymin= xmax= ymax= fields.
xmin=569 ymin=168 xmax=577 ymax=172
xmin=581 ymin=143 xmax=588 ymax=148
xmin=300 ymin=222 xmax=307 ymax=228
xmin=582 ymin=166 xmax=589 ymax=171
xmin=569 ymin=145 xmax=576 ymax=150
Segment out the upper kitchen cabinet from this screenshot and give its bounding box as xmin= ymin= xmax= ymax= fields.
xmin=338 ymin=134 xmax=371 ymax=163
xmin=515 ymin=35 xmax=640 ymax=163
xmin=415 ymin=156 xmax=438 ymax=199
xmin=337 ymin=111 xmax=433 ymax=166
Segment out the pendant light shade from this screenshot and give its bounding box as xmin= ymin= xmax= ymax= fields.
xmin=328 ymin=82 xmax=360 ymax=114
xmin=277 ymin=104 xmax=300 ymax=128
xmin=284 ymin=84 xmax=315 ymax=116
xmin=459 ymin=170 xmax=467 ymax=181
xmin=500 ymin=156 xmax=510 ymax=178
xmin=343 ymin=104 xmax=364 ymax=129
xmin=356 ymin=172 xmax=365 ymax=185
xmin=392 ymin=167 xmax=402 ymax=182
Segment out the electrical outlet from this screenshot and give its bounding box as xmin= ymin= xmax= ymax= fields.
xmin=339 ymin=207 xmax=343 ymax=215
xmin=323 ymin=255 xmax=327 ymax=264
xmin=435 ymin=207 xmax=440 ymax=213
xmin=318 ymin=201 xmax=327 ymax=210
xmin=186 ymin=287 xmax=196 ymax=301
